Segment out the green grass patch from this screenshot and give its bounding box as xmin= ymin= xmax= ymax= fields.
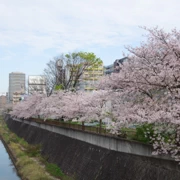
xmin=46 ymin=163 xmax=64 ymax=177
xmin=25 ymin=144 xmax=41 ymax=157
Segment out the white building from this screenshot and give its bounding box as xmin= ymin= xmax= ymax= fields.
xmin=28 ymin=75 xmax=46 ymax=94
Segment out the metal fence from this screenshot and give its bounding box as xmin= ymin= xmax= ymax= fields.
xmin=30 ymin=118 xmax=136 ymax=139
xmin=31 ymin=118 xmax=110 ymax=134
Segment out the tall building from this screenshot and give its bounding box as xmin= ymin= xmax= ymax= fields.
xmin=28 ymin=75 xmax=46 ymax=94
xmin=9 ymin=72 xmax=26 ymax=103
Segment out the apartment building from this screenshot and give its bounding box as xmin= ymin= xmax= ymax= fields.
xmin=12 ymin=91 xmax=23 ymax=104
xmin=78 ymin=62 xmax=104 ymax=91
xmin=9 ymin=72 xmax=25 ymax=103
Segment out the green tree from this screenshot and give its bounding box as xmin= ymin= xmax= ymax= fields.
xmin=54 ymin=84 xmax=64 ymax=91
xmin=44 ymin=52 xmax=103 ymax=96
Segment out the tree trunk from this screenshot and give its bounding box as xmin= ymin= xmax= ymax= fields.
xmin=82 ymin=121 xmax=85 ymax=131
xmin=99 ymin=119 xmax=102 ymax=134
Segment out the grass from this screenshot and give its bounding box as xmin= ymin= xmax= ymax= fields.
xmin=0 ymin=115 xmax=74 ymax=180
xmin=25 ymin=144 xmax=41 ymax=157
xmin=46 ymin=163 xmax=64 ymax=177
xmin=19 ymin=163 xmax=52 ymax=180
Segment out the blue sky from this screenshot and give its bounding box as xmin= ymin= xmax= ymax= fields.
xmin=1 ymin=0 xmax=180 ymax=93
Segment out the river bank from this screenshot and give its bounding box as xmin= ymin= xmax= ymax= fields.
xmin=0 ymin=116 xmax=73 ymax=180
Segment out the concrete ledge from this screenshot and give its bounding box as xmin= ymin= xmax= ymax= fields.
xmin=10 ymin=117 xmax=172 ymax=161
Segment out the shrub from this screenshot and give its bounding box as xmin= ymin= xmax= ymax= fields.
xmin=134 ymin=123 xmax=154 ymax=143
xmin=46 ymin=163 xmax=64 ymax=178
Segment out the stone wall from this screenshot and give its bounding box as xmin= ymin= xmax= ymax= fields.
xmin=4 ymin=114 xmax=180 ymax=180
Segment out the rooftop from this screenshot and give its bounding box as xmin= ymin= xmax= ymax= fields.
xmin=10 ymin=72 xmax=25 ymax=74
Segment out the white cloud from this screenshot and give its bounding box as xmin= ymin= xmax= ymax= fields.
xmin=0 ymin=0 xmax=180 ymax=54
xmin=1 ymin=0 xmax=180 ymax=92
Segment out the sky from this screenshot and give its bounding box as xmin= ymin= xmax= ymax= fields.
xmin=0 ymin=0 xmax=180 ymax=93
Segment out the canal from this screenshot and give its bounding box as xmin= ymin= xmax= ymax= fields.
xmin=0 ymin=140 xmax=21 ymax=180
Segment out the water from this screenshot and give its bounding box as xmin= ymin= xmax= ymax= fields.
xmin=0 ymin=140 xmax=21 ymax=180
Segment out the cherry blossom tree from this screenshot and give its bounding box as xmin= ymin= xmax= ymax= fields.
xmin=62 ymin=91 xmax=90 ymax=121
xmin=10 ymin=27 xmax=180 ymax=163
xmin=35 ymin=91 xmax=68 ymax=120
xmin=10 ymin=94 xmax=45 ymax=119
xmin=98 ymin=27 xmax=180 ymax=162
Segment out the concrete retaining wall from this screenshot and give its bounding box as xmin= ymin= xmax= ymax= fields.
xmin=11 ymin=117 xmax=165 ymax=159
xmin=4 ymin=114 xmax=180 ymax=180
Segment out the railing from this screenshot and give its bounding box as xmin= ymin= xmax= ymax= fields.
xmin=30 ymin=118 xmax=109 ymax=134
xmin=29 ymin=118 xmax=136 ymax=139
